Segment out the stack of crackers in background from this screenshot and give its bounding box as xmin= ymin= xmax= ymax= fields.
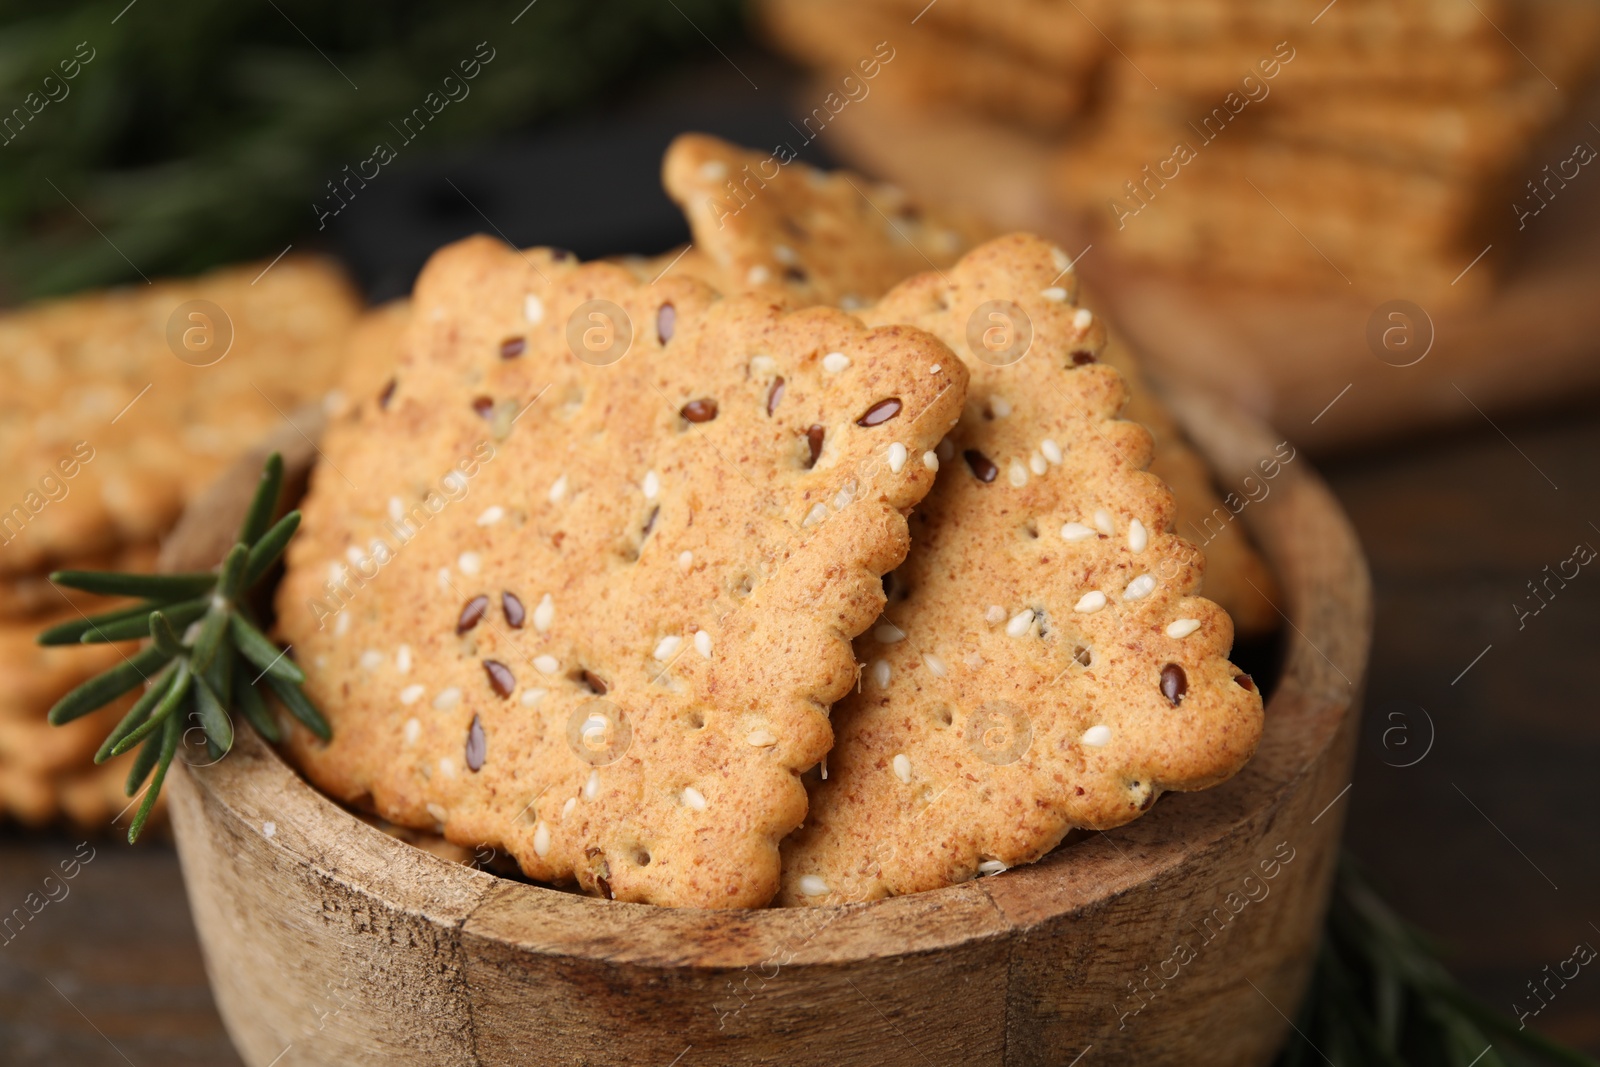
xmin=759 ymin=0 xmax=1600 ymax=300
xmin=0 ymin=260 xmax=360 ymax=830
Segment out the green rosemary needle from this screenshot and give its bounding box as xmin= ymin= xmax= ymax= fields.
xmin=38 ymin=452 xmax=327 ymax=842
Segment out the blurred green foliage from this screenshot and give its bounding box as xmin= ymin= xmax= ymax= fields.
xmin=0 ymin=0 xmax=742 ymax=300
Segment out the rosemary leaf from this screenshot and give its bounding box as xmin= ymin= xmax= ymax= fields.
xmin=76 ymin=596 xmax=208 ymax=644
xmin=192 ymin=672 xmax=234 ymax=755
xmin=49 ymin=569 xmax=217 ymax=599
xmin=127 ymin=713 xmax=182 ymax=844
xmin=149 ymin=610 xmax=186 ymax=658
xmin=37 ymin=601 xmax=160 ymax=646
xmin=125 ymin=720 xmax=166 ymax=797
xmin=234 ymin=672 xmax=281 ymax=743
xmin=47 ymin=644 xmax=173 ymax=724
xmin=96 ymin=666 xmax=175 ymax=764
xmin=216 ymin=543 xmax=250 ymax=601
xmin=189 ymin=603 xmax=230 ymax=677
xmin=238 ymin=452 xmax=285 ymax=547
xmin=244 ymin=511 xmax=301 ymax=584
xmin=110 ymin=661 xmax=192 ymax=756
xmin=265 ymin=673 xmax=330 ymax=740
xmin=229 ymin=613 xmax=304 ymax=684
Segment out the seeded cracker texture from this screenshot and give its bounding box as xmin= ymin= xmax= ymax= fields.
xmin=778 ymin=235 xmax=1264 ymax=905
xmin=277 ymin=236 xmax=968 ymax=908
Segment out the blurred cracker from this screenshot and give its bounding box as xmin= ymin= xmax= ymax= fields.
xmin=857 ymin=0 xmax=1110 ymax=73
xmin=0 ymin=541 xmax=157 ymax=620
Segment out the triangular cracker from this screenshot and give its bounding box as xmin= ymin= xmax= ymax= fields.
xmin=779 ymin=235 xmax=1263 ymax=904
xmin=278 ymin=235 xmax=968 ymax=908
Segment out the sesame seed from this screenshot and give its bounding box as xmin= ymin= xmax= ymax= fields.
xmin=888 ymin=442 xmax=908 ymax=473
xmin=584 ymin=771 xmax=600 ymax=799
xmin=893 ymin=753 xmax=912 ymax=783
xmin=1008 ymin=461 xmax=1028 ymax=487
xmin=746 ymin=728 xmax=778 ymax=747
xmin=833 ymin=483 xmax=855 ymax=509
xmin=524 ymin=294 xmax=544 ymax=325
xmin=533 ymin=594 xmax=554 ymax=633
xmin=774 ymin=243 xmax=798 ymax=265
xmin=872 ymin=659 xmax=891 ymax=688
xmin=922 ymin=450 xmax=939 ymax=471
xmin=694 ymin=630 xmax=712 ymax=658
xmin=699 ymin=159 xmax=728 ymax=181
xmin=548 ymin=474 xmax=568 ymax=504
xmin=798 ymin=874 xmax=830 ymax=897
xmin=403 ymin=718 xmax=420 ymax=745
xmin=335 ymin=613 xmax=351 ymax=637
xmin=438 ymin=757 xmax=456 ymax=777
xmin=642 ymin=470 xmax=660 ymax=500
xmin=561 ymin=797 xmax=576 ymax=819
xmin=520 ymin=687 xmax=547 ymax=706
xmin=1006 ymin=609 xmax=1035 ymax=637
xmin=1167 ymin=618 xmax=1202 ymax=639
xmin=401 ymin=684 xmax=424 ymax=705
xmin=1030 ymin=453 xmax=1048 ymax=475
xmin=985 ymin=605 xmax=1006 ymax=624
xmin=1082 ymin=724 xmax=1112 ymax=747
xmin=388 ymin=496 xmax=404 ymax=522
xmin=1094 ymin=509 xmax=1115 ymax=535
xmin=1041 ymin=438 xmax=1063 ymax=464
xmin=1074 ymin=308 xmax=1094 ymax=329
xmin=342 ymin=546 xmax=362 ymax=566
xmin=1041 ymin=286 xmax=1069 ymax=302
xmin=581 ymin=715 xmax=607 ymax=748
xmin=433 ymin=687 xmax=462 ymax=711
xmin=477 ymin=506 xmax=505 ymax=526
xmin=1075 ymin=591 xmax=1107 ymax=613
xmin=443 ymin=471 xmax=467 ymax=492
xmin=1129 ymin=519 xmax=1148 ymax=553
xmin=923 ymin=652 xmax=947 ymax=677
xmin=327 ymin=562 xmax=344 ymax=584
xmin=803 ymin=503 xmax=829 ymax=526
xmin=751 ymin=355 xmax=776 ymax=376
xmin=359 ymin=650 xmax=382 ymax=671
xmin=1062 ymin=522 xmax=1095 ymax=541
xmin=873 ymin=622 xmax=906 ymax=643
xmin=534 ymin=655 xmax=559 ymax=674
xmin=682 ymin=786 xmax=708 ymax=811
xmin=654 ymin=635 xmax=682 ymax=661
xmin=964 ymin=651 xmax=985 ymax=668
xmin=822 ymin=351 xmax=850 ymax=374
xmin=426 ymin=803 xmax=448 ymax=824
xmin=746 ymin=265 xmax=771 ymax=285
xmin=458 ymin=552 xmax=481 ymax=575
xmin=1051 ymin=246 xmax=1072 ymax=272
xmin=990 ymin=396 xmax=1013 ymax=418
xmin=930 ymin=363 xmax=941 ymax=374
xmin=1123 ymin=575 xmax=1157 ymax=601
xmin=533 ymin=821 xmax=551 ymax=857
xmin=397 ymin=644 xmax=412 ymax=673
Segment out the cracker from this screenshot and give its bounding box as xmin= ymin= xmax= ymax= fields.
xmin=277 ymin=235 xmax=969 ymax=908
xmin=854 ymin=0 xmax=1109 ymax=73
xmin=0 ymin=541 xmax=158 ymax=620
xmin=333 ymin=299 xmax=413 ymax=414
xmin=778 ymin=235 xmax=1263 ymax=904
xmin=0 ymin=255 xmax=361 ymax=576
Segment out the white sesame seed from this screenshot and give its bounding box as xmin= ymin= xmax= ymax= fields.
xmin=397 ymin=644 xmax=412 ymax=673
xmin=403 ymin=718 xmax=420 ymax=745
xmin=773 ymin=243 xmax=798 ymax=265
xmin=872 ymin=659 xmax=891 ymax=688
xmin=533 ymin=594 xmax=554 ymax=633
xmin=979 ymin=860 xmax=1008 ymax=875
xmin=524 ymin=294 xmax=545 ymax=324
xmin=359 ymin=650 xmax=382 ymax=671
xmin=1167 ymin=618 xmax=1202 ymax=639
xmin=822 ymin=351 xmax=850 ymax=374
xmin=699 ymin=159 xmax=728 ymax=181
xmin=923 ymin=652 xmax=947 ymax=677
xmin=584 ymin=771 xmax=599 ymax=799
xmin=892 ymin=753 xmax=912 ymax=783
xmin=533 ymin=821 xmax=551 ymax=856
xmin=654 ymin=635 xmax=682 ymax=661
xmin=400 ymin=684 xmax=424 ymax=705
xmin=581 ymin=715 xmax=607 ymax=747
xmin=433 ymin=687 xmax=461 ymax=711
xmin=922 ymin=450 xmax=939 ymax=471
xmin=1075 ymin=591 xmax=1108 ymax=613
xmin=746 ymin=728 xmax=777 ymax=747
xmin=747 ymin=265 xmax=771 ymax=285
xmin=750 ymin=354 xmax=776 ymax=376
xmin=678 ymin=550 xmax=694 ymax=570
xmin=1008 ymin=461 xmax=1028 ymax=487
xmin=985 ymin=605 xmax=1006 ymax=624
xmin=990 ymin=396 xmax=1013 ymax=418
xmin=929 ymin=363 xmax=941 ymax=374
xmin=443 ymin=471 xmax=466 ymax=493
xmin=438 ymin=757 xmax=456 ymax=778
xmin=1041 ymin=286 xmax=1069 ymax=302
xmin=642 ymin=470 xmax=660 ymax=500
xmin=1094 ymin=509 xmax=1115 ymax=535
xmin=798 ymin=874 xmax=830 ymax=897
xmin=477 ymin=505 xmax=505 ymax=526
xmin=1041 ymin=438 xmax=1063 ymax=464
xmin=803 ymin=503 xmax=828 ymax=526
xmin=1030 ymin=453 xmax=1048 ymax=476
xmin=388 ymin=496 xmax=404 ymax=522
xmin=1123 ymin=575 xmax=1157 ymax=601
xmin=682 ymin=786 xmax=707 ymax=811
xmin=437 ymin=567 xmax=451 ymax=591
xmin=888 ymin=443 xmax=908 ymax=473
xmin=1074 ymin=308 xmax=1094 ymax=329
xmin=458 ymin=552 xmax=481 ymax=576
xmin=534 ymin=655 xmax=559 ymax=674
xmin=426 ymin=803 xmax=448 ymax=825
xmin=1082 ymin=724 xmax=1112 ymax=747
xmin=965 ymin=651 xmax=984 ymax=668
xmin=328 ymin=562 xmax=344 ymax=584
xmin=561 ymin=797 xmax=576 ymax=819
xmin=520 ymin=687 xmax=547 ymax=707
xmin=820 ymin=756 xmax=828 ymax=780
xmin=1051 ymin=246 xmax=1072 ymax=272
xmin=346 ymin=546 xmax=364 ymax=566
xmin=335 ymin=613 xmax=351 ymax=637
xmin=1129 ymin=519 xmax=1148 ymax=553
xmin=694 ymin=630 xmax=712 ymax=658
xmin=1006 ymin=609 xmax=1035 ymax=637
xmin=548 ymin=474 xmax=568 ymax=504
xmin=833 ymin=483 xmax=855 ymax=509
xmin=873 ymin=623 xmax=906 ymax=643
xmin=1061 ymin=522 xmax=1095 ymax=541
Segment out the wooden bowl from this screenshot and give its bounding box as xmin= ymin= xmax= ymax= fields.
xmin=162 ymin=391 xmax=1370 ymax=1067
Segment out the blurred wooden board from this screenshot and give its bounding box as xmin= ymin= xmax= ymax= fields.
xmin=820 ymin=99 xmax=1600 ymax=452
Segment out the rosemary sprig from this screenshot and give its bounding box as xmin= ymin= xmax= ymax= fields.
xmin=1277 ymin=856 xmax=1598 ymax=1067
xmin=38 ymin=453 xmax=326 ymax=842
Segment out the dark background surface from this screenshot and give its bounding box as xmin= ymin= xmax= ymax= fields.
xmin=2 ymin=50 xmax=1598 ymax=1066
